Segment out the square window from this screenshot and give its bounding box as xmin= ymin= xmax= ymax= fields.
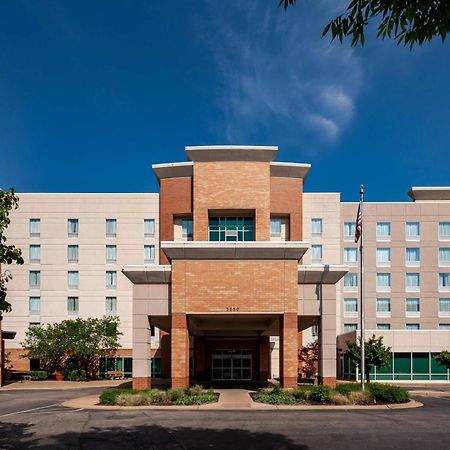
xmin=439 ymin=222 xmax=450 ymax=240
xmin=377 ymin=222 xmax=391 ymax=240
xmin=344 ymin=248 xmax=358 ymax=264
xmin=311 ymin=218 xmax=322 ymax=237
xmin=376 ymin=273 xmax=391 ymax=291
xmin=343 ymin=272 xmax=358 ymax=290
xmin=439 ymin=298 xmax=450 ymax=316
xmin=144 ymin=219 xmax=155 ymax=237
xmin=106 ymin=219 xmax=117 ymax=237
xmin=439 ymin=273 xmax=450 ymax=290
xmin=29 ymin=297 xmax=40 ymax=314
xmin=376 ymin=248 xmax=391 ymax=266
xmin=376 ymin=298 xmax=391 ymax=317
xmin=29 ymin=245 xmax=40 ymax=263
xmin=406 ymin=298 xmax=420 ymax=317
xmin=29 ymin=219 xmax=40 ymax=237
xmin=406 ymin=273 xmax=420 ymax=291
xmin=405 ymin=222 xmax=420 ymax=240
xmin=344 ymin=298 xmax=358 ymax=317
xmin=344 ymin=222 xmax=356 ymax=240
xmin=439 ymin=248 xmax=450 ymax=265
xmin=406 ymin=248 xmax=420 ymax=266
xmin=68 ymin=219 xmax=78 ymax=237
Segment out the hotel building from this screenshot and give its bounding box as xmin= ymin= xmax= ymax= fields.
xmin=2 ymin=146 xmax=450 ymax=386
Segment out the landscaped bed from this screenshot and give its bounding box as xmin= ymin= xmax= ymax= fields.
xmin=99 ymin=384 xmax=219 ymax=406
xmin=252 ymin=383 xmax=410 ymax=405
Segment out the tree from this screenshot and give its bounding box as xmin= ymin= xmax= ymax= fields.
xmin=279 ymin=0 xmax=450 ymax=47
xmin=0 ymin=188 xmax=24 ymax=314
xmin=434 ymin=350 xmax=450 ymax=369
xmin=22 ymin=317 xmax=122 ymax=380
xmin=298 ymin=340 xmax=319 ymax=378
xmin=346 ymin=334 xmax=391 ymax=382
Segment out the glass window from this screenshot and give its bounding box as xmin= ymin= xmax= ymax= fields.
xmin=344 ymin=222 xmax=356 ymax=240
xmin=439 ymin=324 xmax=450 ymax=330
xmin=106 ymin=219 xmax=117 ymax=237
xmin=29 ymin=271 xmax=40 ymax=289
xmin=68 ymin=218 xmax=79 ymax=237
xmin=311 ymin=245 xmax=322 ymax=263
xmin=376 ymin=273 xmax=391 ymax=290
xmin=311 ymin=218 xmax=322 ymax=236
xmin=208 ymin=216 xmax=254 ymax=242
xmin=376 ymin=248 xmax=391 ymax=265
xmin=439 ymin=298 xmax=450 ymax=315
xmin=106 ymin=271 xmax=117 ymax=288
xmin=377 ymin=323 xmax=391 ymax=330
xmin=439 ymin=248 xmax=450 ymax=265
xmin=68 ymin=245 xmax=79 ymax=263
xmin=377 ymin=222 xmax=391 ymax=240
xmin=344 ymin=247 xmax=357 ymax=263
xmin=406 ymin=248 xmax=420 ymax=265
xmin=29 ymin=322 xmax=41 ymax=328
xmin=406 ymin=298 xmax=420 ymax=314
xmin=144 ymin=219 xmax=156 ymax=237
xmin=106 ymin=297 xmax=117 ymax=315
xmin=182 ymin=219 xmax=193 ymax=241
xmin=29 ymin=245 xmax=40 ymax=263
xmin=29 ymin=219 xmax=40 ymax=237
xmin=343 ymin=273 xmax=358 ymax=289
xmin=106 ymin=245 xmax=117 ymax=263
xmin=29 ymin=297 xmax=40 ymax=314
xmin=270 ymin=218 xmax=282 ymax=238
xmin=344 ymin=298 xmax=358 ymax=316
xmin=439 ymin=273 xmax=450 ymax=289
xmin=439 ymin=222 xmax=450 ymax=239
xmin=377 ymin=298 xmax=391 ymax=315
xmin=405 ymin=222 xmax=420 ymax=240
xmin=406 ymin=273 xmax=420 ymax=290
xmin=406 ymin=323 xmax=420 ymax=330
xmin=344 ymin=324 xmax=357 ymax=333
xmin=311 ymin=324 xmax=318 ymax=337
xmin=67 ymin=297 xmax=79 ymax=315
xmin=144 ymin=245 xmax=155 ymax=264
xmin=68 ymin=271 xmax=79 ymax=289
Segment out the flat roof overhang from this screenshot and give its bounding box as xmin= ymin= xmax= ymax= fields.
xmin=152 ymin=161 xmax=193 ymax=182
xmin=298 ymin=264 xmax=349 ymax=284
xmin=185 ymin=145 xmax=278 ymax=162
xmin=270 ymin=162 xmax=311 ymax=181
xmin=160 ymin=241 xmax=309 ymax=261
xmin=121 ymin=265 xmax=172 ymax=284
xmin=1 ymin=331 xmax=16 ymax=340
xmin=408 ymin=186 xmax=450 ymax=202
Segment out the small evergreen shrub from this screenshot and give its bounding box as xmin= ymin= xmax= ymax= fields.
xmin=366 ymin=383 xmax=409 ymax=404
xmin=308 ymin=385 xmax=331 ymax=403
xmin=335 ymin=383 xmax=361 ymax=396
xmin=27 ymin=370 xmax=48 ymax=380
xmin=65 ymin=369 xmax=87 ymax=381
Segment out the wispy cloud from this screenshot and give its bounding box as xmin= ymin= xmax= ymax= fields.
xmin=194 ymin=0 xmax=363 ymax=152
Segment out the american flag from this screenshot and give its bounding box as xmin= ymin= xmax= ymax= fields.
xmin=355 ymin=203 xmax=362 ymax=243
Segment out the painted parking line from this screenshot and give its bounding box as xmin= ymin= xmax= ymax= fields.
xmin=0 ymin=403 xmax=59 ymax=418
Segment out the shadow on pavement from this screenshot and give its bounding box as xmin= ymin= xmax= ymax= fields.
xmin=0 ymin=422 xmax=308 ymax=450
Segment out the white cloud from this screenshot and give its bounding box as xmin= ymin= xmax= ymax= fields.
xmin=194 ymin=0 xmax=363 ymax=150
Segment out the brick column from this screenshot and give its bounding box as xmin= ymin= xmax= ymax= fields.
xmin=132 ymin=313 xmax=151 ymax=390
xmin=318 ymin=284 xmax=337 ymax=387
xmin=259 ymin=336 xmax=270 ymax=381
xmin=171 ymin=313 xmax=189 ymax=388
xmin=280 ymin=312 xmax=298 ymax=388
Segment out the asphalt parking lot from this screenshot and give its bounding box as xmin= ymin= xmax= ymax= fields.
xmin=1 ymin=388 xmax=450 ymax=449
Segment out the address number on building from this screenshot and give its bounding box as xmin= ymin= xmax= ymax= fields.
xmin=226 ymin=307 xmax=240 ymax=312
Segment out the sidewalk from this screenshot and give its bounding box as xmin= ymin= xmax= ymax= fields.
xmin=0 ymin=379 xmax=127 ymax=391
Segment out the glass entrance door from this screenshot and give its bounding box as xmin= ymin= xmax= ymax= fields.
xmin=212 ymin=350 xmax=252 ymax=380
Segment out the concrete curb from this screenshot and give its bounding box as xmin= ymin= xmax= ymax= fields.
xmin=0 ymin=380 xmax=125 ymax=391
xmin=62 ymin=395 xmax=423 ymax=411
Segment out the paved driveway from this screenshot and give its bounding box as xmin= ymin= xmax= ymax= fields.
xmin=1 ymin=388 xmax=450 ymax=449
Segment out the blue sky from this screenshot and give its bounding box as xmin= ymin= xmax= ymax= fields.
xmin=1 ymin=0 xmax=449 ymax=201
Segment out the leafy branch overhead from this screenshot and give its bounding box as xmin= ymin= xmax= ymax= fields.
xmin=0 ymin=188 xmax=24 ymax=314
xmin=279 ymin=0 xmax=450 ymax=47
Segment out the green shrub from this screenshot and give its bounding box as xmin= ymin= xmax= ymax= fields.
xmin=252 ymin=386 xmax=300 ymax=405
xmin=292 ymin=386 xmax=311 ymax=402
xmin=27 ymin=370 xmax=48 ymax=380
xmin=308 ymin=385 xmax=331 ymax=403
xmin=65 ymin=369 xmax=87 ymax=381
xmin=335 ymin=383 xmax=361 ymax=396
xmin=366 ymin=383 xmax=409 ymax=404
xmin=99 ymin=388 xmax=136 ymax=405
xmin=348 ymin=390 xmax=373 ymax=405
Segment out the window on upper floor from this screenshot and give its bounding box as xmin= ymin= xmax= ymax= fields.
xmin=439 ymin=298 xmax=450 ymax=316
xmin=68 ymin=218 xmax=78 ymax=237
xmin=144 ymin=219 xmax=155 ymax=238
xmin=67 ymin=297 xmax=79 ymax=315
xmin=376 ymin=222 xmax=391 ymax=240
xmin=29 ymin=218 xmax=40 ymax=237
xmin=405 ymin=222 xmax=420 ymax=240
xmin=68 ymin=245 xmax=79 ymax=263
xmin=406 ymin=248 xmax=420 ymax=266
xmin=344 ymin=247 xmax=357 ymax=264
xmin=343 ymin=273 xmax=358 ymax=290
xmin=376 ymin=248 xmax=391 ymax=266
xmin=311 ymin=245 xmax=323 ymax=263
xmin=68 ymin=271 xmax=79 ymax=289
xmin=377 ymin=323 xmax=391 ymax=330
xmin=439 ymin=323 xmax=450 ymax=330
xmin=182 ymin=219 xmax=193 ymax=241
xmin=106 ymin=219 xmax=117 ymax=237
xmin=311 ymin=218 xmax=322 ymax=237
xmin=376 ymin=273 xmax=391 ymax=291
xmin=29 ymin=245 xmax=40 ymax=263
xmin=311 ymin=324 xmax=318 ymax=337
xmin=344 ymin=324 xmax=357 ymax=333
xmin=406 ymin=298 xmax=420 ymax=316
xmin=439 ymin=222 xmax=450 ymax=240
xmin=439 ymin=248 xmax=450 ymax=266
xmin=29 ymin=296 xmax=40 ymax=314
xmin=344 ymin=298 xmax=358 ymax=317
xmin=270 ymin=218 xmax=282 ymax=238
xmin=29 ymin=271 xmax=40 ymax=289
xmin=106 ymin=297 xmax=117 ymax=316
xmin=144 ymin=245 xmax=155 ymax=264
xmin=376 ymin=298 xmax=391 ymax=317
xmin=406 ymin=273 xmax=420 ymax=291
xmin=406 ymin=323 xmax=420 ymax=330
xmin=439 ymin=273 xmax=450 ymax=291
xmin=208 ymin=216 xmax=254 ymax=242
xmin=106 ymin=271 xmax=117 ymax=288
xmin=344 ymin=222 xmax=356 ymax=240
xmin=106 ymin=245 xmax=117 ymax=263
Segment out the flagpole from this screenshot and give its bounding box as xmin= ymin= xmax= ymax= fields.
xmin=359 ymin=184 xmax=365 ymax=391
